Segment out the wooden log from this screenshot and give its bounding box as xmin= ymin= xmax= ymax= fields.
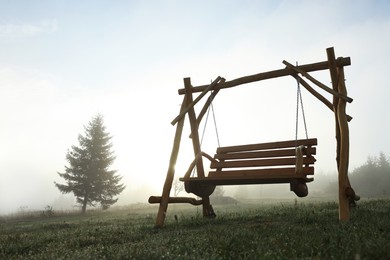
xmin=184 ymin=78 xmax=205 ymax=178
xmin=183 ymin=152 xmax=217 ymax=179
xmin=292 ymin=74 xmax=353 ymax=122
xmin=336 ymin=66 xmax=351 ymax=221
xmin=327 ymin=47 xmax=340 ymax=90
xmin=283 ymin=60 xmax=353 ymax=103
xmin=189 ymin=78 xmax=224 ymax=139
xmin=328 ymin=48 xmax=341 ymax=170
xmin=171 ymin=76 xmax=222 ymax=125
xmin=155 ymin=95 xmax=187 ymax=228
xmin=178 ymin=57 xmax=351 ymax=95
xmin=183 ymin=78 xmax=214 ymax=216
xmin=196 ymin=78 xmax=224 ymax=126
xmin=149 ymin=196 xmax=203 ymax=206
xmin=292 ymin=74 xmax=334 ymax=111
xmin=327 ymin=48 xmax=350 ymax=221
xmin=202 ymin=196 xmax=216 ymax=218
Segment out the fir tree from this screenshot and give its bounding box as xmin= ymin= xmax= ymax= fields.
xmin=55 ymin=114 xmax=125 ymax=213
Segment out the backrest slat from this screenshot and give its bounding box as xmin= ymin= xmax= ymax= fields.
xmin=214 ymin=147 xmax=316 ymax=161
xmin=210 ymin=157 xmax=316 ymax=169
xmin=217 ymin=138 xmax=317 ymax=154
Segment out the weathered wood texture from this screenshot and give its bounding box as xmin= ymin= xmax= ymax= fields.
xmin=155 ymin=95 xmax=187 ymax=228
xmin=214 ymin=147 xmax=316 ymax=160
xmin=283 ymin=60 xmax=353 ymax=103
xmin=152 ymin=47 xmax=353 ymax=227
xmin=178 ymin=58 xmax=351 ymax=95
xmin=149 ymin=196 xmax=202 ymax=205
xmin=184 ymin=78 xmax=205 ymax=178
xmin=180 ymin=138 xmax=317 ymax=186
xmin=184 ymin=78 xmax=215 ymax=216
xmin=195 ymin=78 xmax=224 ymax=128
xmin=217 ymin=138 xmax=317 ymax=153
xmin=172 ymin=76 xmax=222 ymax=125
xmin=327 ymin=47 xmax=351 ymax=221
xmin=185 ymin=170 xmax=314 ymax=185
xmin=291 ymin=74 xmax=353 ymax=122
xmin=337 ymin=66 xmax=351 ymax=221
xmin=210 ymin=157 xmax=316 ymax=169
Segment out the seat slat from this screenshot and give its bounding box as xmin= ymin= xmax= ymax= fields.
xmin=180 ymin=167 xmax=314 ymax=185
xmin=180 ymin=177 xmax=307 ymax=186
xmin=214 ymin=147 xmax=316 ymax=160
xmin=210 ymin=156 xmax=316 ymax=169
xmin=217 ymin=138 xmax=317 ymax=153
xmin=208 ymin=166 xmax=314 ymax=177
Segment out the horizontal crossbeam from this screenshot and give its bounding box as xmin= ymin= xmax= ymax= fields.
xmin=178 ymin=58 xmax=351 ymax=95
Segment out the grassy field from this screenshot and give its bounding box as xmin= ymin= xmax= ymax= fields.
xmin=1 ymin=199 xmax=389 ymax=259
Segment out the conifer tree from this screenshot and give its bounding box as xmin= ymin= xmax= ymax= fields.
xmin=55 ymin=114 xmax=125 ymax=213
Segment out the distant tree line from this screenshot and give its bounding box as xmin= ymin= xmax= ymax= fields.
xmin=326 ymin=152 xmax=390 ymax=198
xmin=350 ymin=152 xmax=390 ymax=198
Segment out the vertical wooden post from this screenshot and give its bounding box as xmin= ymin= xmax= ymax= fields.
xmin=184 ymin=78 xmax=205 ymax=178
xmin=327 ymin=47 xmax=350 ymax=221
xmin=336 ymin=66 xmax=350 ymax=221
xmin=327 ymin=48 xmax=341 ymax=169
xmin=155 ymin=94 xmax=187 ymax=228
xmin=184 ymin=78 xmax=213 ymax=216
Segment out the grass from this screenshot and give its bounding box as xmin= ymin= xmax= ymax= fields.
xmin=1 ymin=199 xmax=390 ymax=259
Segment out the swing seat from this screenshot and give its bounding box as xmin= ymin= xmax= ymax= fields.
xmin=180 ymin=138 xmax=317 ymax=197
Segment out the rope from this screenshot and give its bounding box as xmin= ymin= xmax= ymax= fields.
xmin=200 ymin=102 xmax=211 ymax=146
xmin=211 ymin=101 xmax=221 ymax=148
xmin=199 ymin=90 xmax=221 ymax=147
xmin=300 ymin=86 xmax=309 ymax=139
xmin=194 ymin=89 xmax=221 ymax=177
xmin=295 ymin=62 xmax=309 ymax=143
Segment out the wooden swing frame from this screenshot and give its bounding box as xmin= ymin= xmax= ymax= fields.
xmin=149 ymin=47 xmax=357 ymax=228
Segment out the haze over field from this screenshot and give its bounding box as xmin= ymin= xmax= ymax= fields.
xmin=1 ymin=1 xmax=389 ymax=214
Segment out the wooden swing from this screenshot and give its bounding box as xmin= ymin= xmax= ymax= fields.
xmin=149 ymin=47 xmax=358 ymax=228
xmin=180 ymin=65 xmax=316 ymax=199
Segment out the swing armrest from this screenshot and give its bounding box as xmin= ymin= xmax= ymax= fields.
xmin=295 ymin=145 xmax=314 ymax=182
xmin=183 ymin=152 xmax=218 ymax=179
xmin=295 ymin=145 xmax=304 ymax=175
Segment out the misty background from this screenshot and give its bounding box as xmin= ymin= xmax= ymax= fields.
xmin=1 ymin=1 xmax=390 ymax=214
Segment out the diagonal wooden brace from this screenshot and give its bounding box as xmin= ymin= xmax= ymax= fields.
xmin=171 ymin=76 xmax=223 ymax=125
xmin=283 ymin=60 xmax=353 ymax=103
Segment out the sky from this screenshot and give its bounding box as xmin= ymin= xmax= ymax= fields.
xmin=1 ymin=0 xmax=390 ymax=214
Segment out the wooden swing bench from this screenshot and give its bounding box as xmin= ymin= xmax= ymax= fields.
xmin=180 ymin=138 xmax=317 ymax=198
xmin=151 ymin=48 xmax=356 ymax=228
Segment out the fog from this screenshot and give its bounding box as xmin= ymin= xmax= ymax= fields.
xmin=1 ymin=1 xmax=390 ymax=214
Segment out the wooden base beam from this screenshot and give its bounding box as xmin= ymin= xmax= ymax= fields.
xmin=149 ymin=196 xmax=202 ymax=206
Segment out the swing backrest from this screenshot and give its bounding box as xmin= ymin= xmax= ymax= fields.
xmin=205 ymin=138 xmax=317 ymax=185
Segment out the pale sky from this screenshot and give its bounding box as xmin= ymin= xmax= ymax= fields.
xmin=1 ymin=0 xmax=389 ymax=214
